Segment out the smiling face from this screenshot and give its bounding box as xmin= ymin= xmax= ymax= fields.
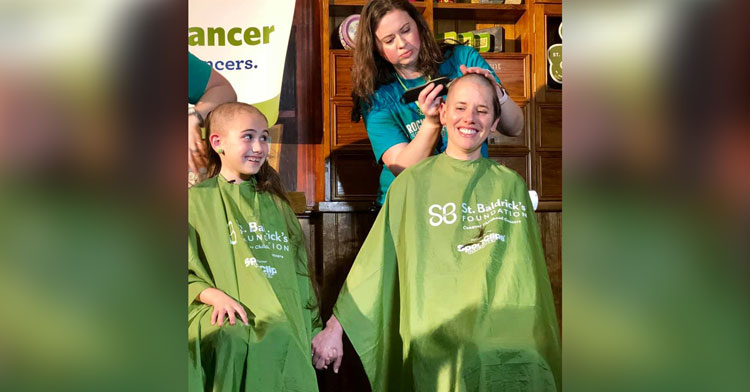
xmin=209 ymin=109 xmax=270 ymax=183
xmin=440 ymin=76 xmax=501 ymax=161
xmin=374 ymin=9 xmax=421 ymax=75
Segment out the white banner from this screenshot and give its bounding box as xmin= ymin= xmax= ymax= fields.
xmin=188 ymin=0 xmax=296 ymax=125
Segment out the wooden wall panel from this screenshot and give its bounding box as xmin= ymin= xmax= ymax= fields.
xmin=278 ymin=0 xmax=321 ymax=207
xmin=488 ymin=101 xmax=529 ymax=148
xmin=536 ymin=211 xmax=562 ymax=331
xmin=537 ymin=152 xmax=562 ymax=200
xmin=330 ymin=51 xmax=354 ymax=99
xmin=316 ymin=211 xmax=377 ymax=392
xmin=298 ymin=215 xmax=315 ymax=259
xmin=316 ymin=212 xmax=378 ymax=317
xmin=482 ymin=53 xmax=530 ymax=101
xmin=489 ymin=154 xmax=530 ymax=186
xmin=330 ymin=152 xmax=381 ymax=200
xmin=536 ymin=103 xmax=562 ymax=149
xmin=332 ymin=102 xmax=368 ymax=147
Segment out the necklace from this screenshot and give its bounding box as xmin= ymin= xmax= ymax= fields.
xmin=394 ymin=72 xmax=429 ymax=117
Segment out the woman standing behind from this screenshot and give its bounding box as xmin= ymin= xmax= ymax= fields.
xmin=352 ymin=0 xmax=524 ymax=205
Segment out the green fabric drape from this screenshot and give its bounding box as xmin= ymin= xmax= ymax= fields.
xmin=334 ymin=154 xmax=561 ymax=391
xmin=188 ymin=175 xmax=320 ymax=392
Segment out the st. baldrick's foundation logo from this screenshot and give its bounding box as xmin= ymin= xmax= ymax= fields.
xmin=428 ymin=198 xmax=529 ymax=228
xmin=428 ymin=203 xmax=457 ymax=227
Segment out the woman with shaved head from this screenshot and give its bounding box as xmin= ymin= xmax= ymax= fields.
xmin=314 ymin=75 xmax=561 ymax=391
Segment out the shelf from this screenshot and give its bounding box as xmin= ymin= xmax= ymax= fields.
xmin=316 ymin=201 xmax=380 ymax=212
xmin=330 ymin=0 xmax=367 ymax=5
xmin=433 ymin=4 xmax=525 ymax=23
xmin=331 ymin=0 xmax=426 ymax=6
xmin=330 ymin=1 xmax=427 ymax=17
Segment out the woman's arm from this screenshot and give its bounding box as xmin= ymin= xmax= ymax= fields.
xmin=495 ymin=90 xmax=524 ymax=136
xmin=189 ymin=68 xmax=237 ymax=180
xmin=192 ymin=69 xmax=237 ymax=120
xmin=380 ymin=82 xmax=446 ymax=175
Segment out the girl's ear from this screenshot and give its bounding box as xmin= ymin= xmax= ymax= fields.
xmin=208 ymin=133 xmax=221 ymax=151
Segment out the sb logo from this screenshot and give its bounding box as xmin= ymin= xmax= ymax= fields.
xmin=428 ymin=203 xmax=457 ymax=227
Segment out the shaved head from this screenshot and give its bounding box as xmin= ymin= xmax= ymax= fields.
xmin=206 ymin=102 xmax=268 ymax=136
xmin=446 ymin=74 xmax=501 ymax=122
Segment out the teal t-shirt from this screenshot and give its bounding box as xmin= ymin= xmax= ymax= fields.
xmin=189 ymin=52 xmax=212 ymax=104
xmin=362 ymin=45 xmax=501 ymax=205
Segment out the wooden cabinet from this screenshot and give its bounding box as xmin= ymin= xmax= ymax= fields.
xmin=490 ymin=153 xmax=531 ymax=185
xmin=331 ymin=102 xmax=368 ymax=147
xmin=530 ymin=2 xmax=562 ymax=204
xmin=328 ymin=150 xmax=380 ymax=200
xmin=483 ymin=53 xmax=531 ymax=101
xmin=329 ymin=51 xmax=354 ymax=99
xmin=325 ymin=48 xmax=378 ymax=200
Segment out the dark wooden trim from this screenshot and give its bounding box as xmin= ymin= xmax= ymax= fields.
xmin=294 ymin=0 xmax=323 ymax=207
xmin=537 ymin=201 xmax=562 ymax=211
xmin=317 ymin=201 xmax=379 ymax=213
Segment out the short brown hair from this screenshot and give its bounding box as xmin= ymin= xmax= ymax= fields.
xmin=352 ymin=0 xmax=445 ymax=111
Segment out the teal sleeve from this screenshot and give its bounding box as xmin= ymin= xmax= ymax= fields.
xmin=188 ymin=52 xmax=212 ymax=104
xmin=363 ymin=103 xmax=410 ymax=164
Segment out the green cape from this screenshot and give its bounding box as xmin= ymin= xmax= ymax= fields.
xmin=188 ymin=176 xmax=320 ymax=391
xmin=334 ymin=154 xmax=561 ymax=391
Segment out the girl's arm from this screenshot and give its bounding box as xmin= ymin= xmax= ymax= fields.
xmin=198 ymin=287 xmax=249 ymax=327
